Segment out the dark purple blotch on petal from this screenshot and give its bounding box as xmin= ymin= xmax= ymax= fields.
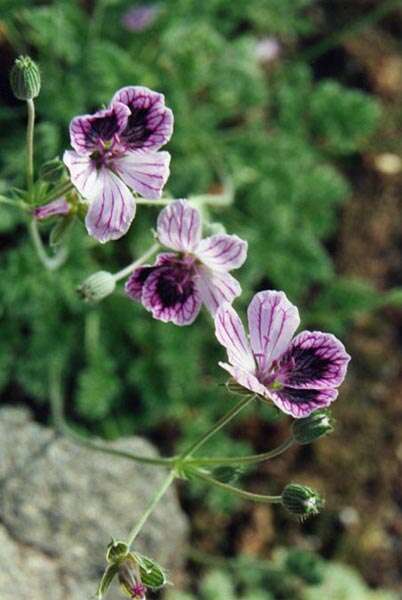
xmin=278 ymin=331 xmax=350 ymax=390
xmin=126 ymin=254 xmax=201 ymax=325
xmin=151 ymin=265 xmax=195 ymax=309
xmin=112 ymin=87 xmax=173 ymax=151
xmin=270 ymin=387 xmax=337 ymax=418
xmin=125 ymin=266 xmax=157 ymax=301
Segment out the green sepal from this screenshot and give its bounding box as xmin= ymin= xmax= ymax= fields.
xmin=96 ymin=563 xmax=119 ymax=598
xmin=134 ymin=553 xmax=168 ymax=589
xmin=226 ymin=377 xmax=254 ymax=397
xmin=39 ymin=157 xmax=64 ymax=182
xmin=106 ymin=539 xmax=129 ymax=563
xmin=49 ymin=216 xmax=74 ymax=247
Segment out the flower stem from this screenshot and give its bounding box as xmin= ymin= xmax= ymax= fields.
xmin=187 ymin=436 xmax=295 ymax=467
xmin=113 ymin=242 xmax=161 ymax=282
xmin=178 ymin=395 xmax=256 ymax=461
xmin=49 ymin=360 xmax=174 ymax=467
xmin=126 ymin=470 xmax=175 ymax=548
xmin=192 ymin=468 xmax=282 ymax=504
xmin=136 ymin=187 xmax=233 ymax=209
xmin=0 ymin=195 xmax=30 ymax=212
xmin=29 ymin=219 xmax=68 ymax=271
xmin=26 ymin=99 xmax=35 ymax=193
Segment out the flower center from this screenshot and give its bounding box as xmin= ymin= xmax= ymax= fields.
xmin=156 ymin=263 xmax=195 ymax=308
xmin=259 ymin=358 xmax=296 ymax=390
xmin=130 ymin=582 xmax=146 ymax=599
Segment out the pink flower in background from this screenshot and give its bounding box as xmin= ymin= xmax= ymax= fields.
xmin=125 ymin=200 xmax=248 ymax=325
xmin=33 ymin=197 xmax=70 ymax=220
xmin=215 ymin=290 xmax=350 ymax=418
xmin=63 ymin=86 xmax=173 ymax=243
xmin=255 ymin=37 xmax=281 ymax=63
xmin=122 ymin=4 xmax=161 ymax=32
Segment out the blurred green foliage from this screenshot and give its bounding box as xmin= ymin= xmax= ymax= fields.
xmin=0 ymin=0 xmax=390 ymax=471
xmin=166 ymin=549 xmax=398 ymax=600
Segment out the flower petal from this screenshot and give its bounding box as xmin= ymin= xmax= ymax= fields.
xmin=247 ymin=290 xmax=300 ymax=375
xmin=85 ymin=169 xmax=136 ymax=243
xmin=157 ymin=200 xmax=202 ymax=252
xmin=112 ymin=150 xmax=170 ymax=200
xmin=215 ymin=303 xmax=255 ymax=372
xmin=69 ymin=103 xmax=130 ymax=155
xmin=269 ymin=387 xmax=338 ymax=419
xmin=122 ymin=4 xmax=161 ymax=32
xmin=141 ymin=265 xmax=201 ymax=326
xmin=219 ymin=362 xmax=267 ymax=397
xmin=111 ymin=86 xmax=173 ymax=151
xmin=196 ymin=266 xmax=241 ymax=315
xmin=279 ymin=331 xmax=351 ymax=390
xmin=63 ymin=150 xmax=102 ymax=201
xmin=195 ymin=234 xmax=248 ymax=272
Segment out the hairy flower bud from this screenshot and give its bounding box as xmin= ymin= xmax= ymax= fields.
xmin=10 ymin=55 xmax=41 ymax=100
xmin=78 ymin=271 xmax=116 ymax=303
xmin=281 ymin=484 xmax=324 ymax=520
xmin=292 ymin=409 xmax=335 ymax=445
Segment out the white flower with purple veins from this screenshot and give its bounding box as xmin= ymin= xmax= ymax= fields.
xmin=125 ymin=200 xmax=248 ymax=325
xmin=215 ymin=291 xmax=351 ymax=418
xmin=63 ymin=86 xmax=173 ymax=243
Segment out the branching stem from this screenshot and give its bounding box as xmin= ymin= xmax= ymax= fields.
xmin=29 ymin=219 xmax=68 ymax=271
xmin=113 ymin=242 xmax=161 ymax=282
xmin=191 ymin=468 xmax=282 ymax=504
xmin=127 ymin=470 xmax=175 ymax=548
xmin=49 ymin=361 xmax=174 ymax=467
xmin=178 ymin=395 xmax=256 ymax=461
xmin=187 ymin=437 xmax=295 ymax=467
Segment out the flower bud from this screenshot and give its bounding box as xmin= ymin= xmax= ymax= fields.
xmin=33 ymin=198 xmax=70 ymax=221
xmin=292 ymin=409 xmax=335 ymax=445
xmin=78 ymin=271 xmax=116 ymax=303
xmin=10 ymin=55 xmax=41 ymax=100
xmin=281 ymin=484 xmax=324 ymax=520
xmin=118 ymin=555 xmax=147 ymax=599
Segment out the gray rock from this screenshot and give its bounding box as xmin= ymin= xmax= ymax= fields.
xmin=0 ymin=407 xmax=188 ymax=599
